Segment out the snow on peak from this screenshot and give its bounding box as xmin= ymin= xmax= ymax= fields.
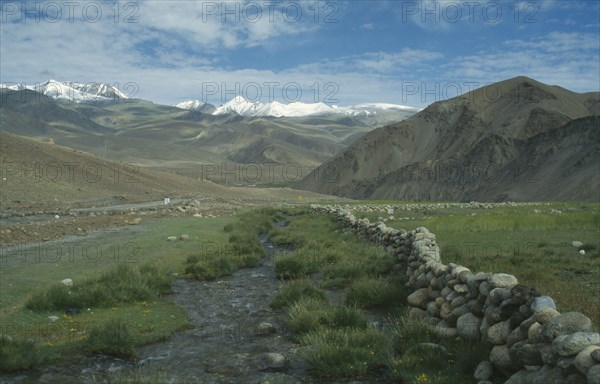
xmin=0 ymin=80 xmax=128 ymax=103
xmin=175 ymin=100 xmax=206 ymax=110
xmin=211 ymin=97 xmax=419 ymax=117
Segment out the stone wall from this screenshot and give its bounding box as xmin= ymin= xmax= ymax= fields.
xmin=311 ymin=204 xmax=600 ymax=384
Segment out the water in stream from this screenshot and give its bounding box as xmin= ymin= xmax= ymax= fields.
xmin=1 ymin=228 xmax=313 ymax=384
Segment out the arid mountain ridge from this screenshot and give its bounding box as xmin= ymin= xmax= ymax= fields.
xmin=296 ymin=77 xmax=600 ymax=202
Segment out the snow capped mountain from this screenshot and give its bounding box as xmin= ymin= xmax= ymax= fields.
xmin=175 ymin=100 xmax=206 ymax=110
xmin=0 ymin=80 xmax=128 ymax=103
xmin=206 ymin=96 xmax=419 ymax=117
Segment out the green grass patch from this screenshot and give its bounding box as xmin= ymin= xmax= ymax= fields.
xmin=184 ymin=208 xmax=277 ymax=280
xmin=85 ymin=318 xmax=136 ymax=360
xmin=1 ymin=214 xmax=229 ymax=371
xmin=0 ymin=336 xmax=55 ymax=372
xmin=356 ymin=202 xmax=600 ymax=324
xmin=270 ymin=279 xmax=326 ymax=309
xmin=345 ymin=277 xmax=409 ymax=309
xmin=299 ymin=327 xmax=390 ymax=377
xmin=26 ymin=264 xmax=174 ymax=311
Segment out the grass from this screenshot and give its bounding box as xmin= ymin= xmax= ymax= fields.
xmin=386 ymin=312 xmax=488 ymax=384
xmin=355 ymin=202 xmax=600 ymax=324
xmin=344 ymin=277 xmax=410 ymax=309
xmin=300 ymin=327 xmax=390 ymax=377
xmin=268 ymin=208 xmax=486 ymax=382
xmin=26 ymin=264 xmax=173 ymax=311
xmin=85 ymin=318 xmax=137 ymax=360
xmin=0 ymin=214 xmax=234 ymax=371
xmin=0 ymin=336 xmax=55 ymax=372
xmin=269 ymin=279 xmax=326 ymax=309
xmin=184 ymin=208 xmax=278 ymax=280
xmin=270 ymin=210 xmax=397 ymax=287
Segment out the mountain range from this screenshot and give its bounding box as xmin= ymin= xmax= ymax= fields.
xmin=0 ymin=80 xmax=418 ymax=119
xmin=175 ymin=95 xmax=419 ymax=118
xmin=296 ymin=76 xmax=600 ymax=202
xmin=0 ymin=79 xmax=128 ymax=103
xmin=0 ymin=85 xmax=416 ymax=186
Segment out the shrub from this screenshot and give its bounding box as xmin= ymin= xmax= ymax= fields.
xmin=286 ymin=297 xmax=328 ymax=334
xmin=0 ymin=336 xmax=50 ymax=372
xmin=345 ymin=277 xmax=408 ymax=309
xmin=85 ymin=319 xmax=136 ymax=360
xmin=300 ymin=327 xmax=390 ymax=377
xmin=26 ymin=264 xmax=173 ymax=311
xmin=270 ymin=280 xmax=326 ymax=309
xmin=274 ymin=255 xmax=308 ymax=279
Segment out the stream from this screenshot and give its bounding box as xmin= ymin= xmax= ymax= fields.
xmin=1 ymin=225 xmax=317 ymax=384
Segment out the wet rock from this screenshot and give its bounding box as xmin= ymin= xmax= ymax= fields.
xmin=252 ymin=352 xmax=288 ymax=372
xmin=256 ymin=322 xmax=276 ymax=336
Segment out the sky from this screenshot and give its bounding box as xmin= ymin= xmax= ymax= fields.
xmin=1 ymin=0 xmax=599 ymax=108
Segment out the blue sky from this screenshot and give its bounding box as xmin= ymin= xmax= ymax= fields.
xmin=1 ymin=0 xmax=599 ymax=107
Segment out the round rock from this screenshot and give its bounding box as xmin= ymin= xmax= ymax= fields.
xmin=531 ymin=296 xmax=556 ymax=312
xmin=553 ymin=332 xmax=600 ymax=356
xmin=575 ymin=346 xmax=600 ymax=375
xmin=490 ymin=273 xmax=518 ymax=289
xmin=457 ymin=312 xmax=481 ymax=341
xmin=474 ymin=360 xmax=494 ymax=381
xmin=541 ymin=312 xmax=592 ymax=340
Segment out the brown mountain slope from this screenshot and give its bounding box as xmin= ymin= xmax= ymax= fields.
xmin=0 ymin=132 xmax=336 ymax=211
xmin=296 ymin=77 xmax=599 ymax=201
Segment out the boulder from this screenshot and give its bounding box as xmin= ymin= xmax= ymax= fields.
xmin=457 ymin=313 xmax=481 ymax=341
xmin=531 ymin=296 xmax=556 ymax=312
xmin=588 ymin=364 xmax=600 ymax=384
xmin=575 ymin=346 xmax=600 ymax=375
xmin=490 ymin=273 xmax=518 ymax=289
xmin=488 ymin=320 xmax=511 ymax=345
xmin=541 ymin=312 xmax=593 ymax=341
xmin=553 ymin=332 xmax=600 ymax=356
xmin=490 ymin=345 xmax=519 ymax=374
xmin=474 ymin=360 xmax=494 ymax=381
xmin=407 ymin=288 xmax=430 ymax=309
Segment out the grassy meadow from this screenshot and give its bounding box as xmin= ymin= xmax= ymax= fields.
xmin=268 ymin=209 xmax=489 ymax=383
xmin=1 ymin=202 xmax=597 ymax=383
xmin=355 ymin=202 xmax=600 ymax=324
xmin=0 ymin=214 xmax=238 ymax=370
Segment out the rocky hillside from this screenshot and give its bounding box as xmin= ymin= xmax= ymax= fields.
xmin=296 ymin=77 xmax=600 ymax=201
